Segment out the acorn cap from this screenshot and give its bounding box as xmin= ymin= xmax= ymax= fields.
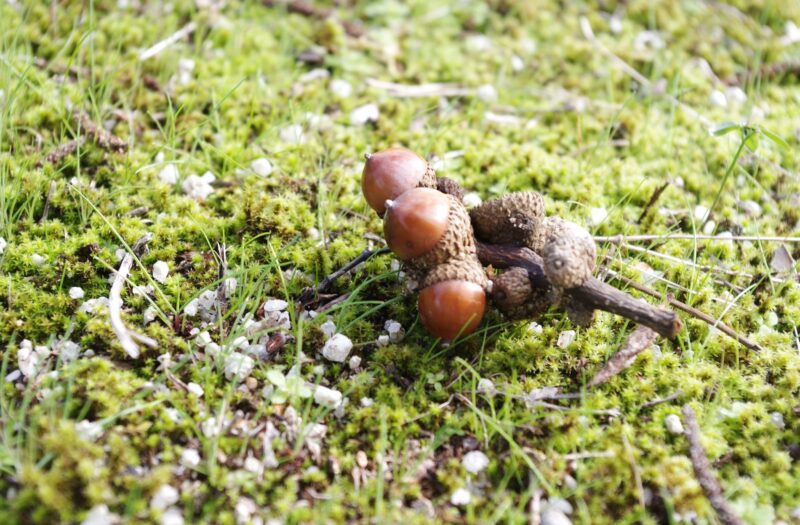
xmin=436 ymin=176 xmax=465 ymax=202
xmin=490 ymin=266 xmax=552 ymax=320
xmin=421 ymin=255 xmax=489 ymax=291
xmin=407 ymin=194 xmax=476 ymax=271
xmin=470 ymin=191 xmax=546 ymax=248
xmin=541 ymin=217 xmax=597 ymax=289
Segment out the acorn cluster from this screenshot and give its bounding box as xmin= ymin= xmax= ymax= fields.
xmin=362 ymin=148 xmax=599 ymax=342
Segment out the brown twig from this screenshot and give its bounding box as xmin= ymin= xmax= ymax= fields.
xmin=682 ymin=405 xmax=744 ymax=525
xmin=605 ymin=271 xmax=761 ymax=351
xmin=74 ymin=110 xmax=128 ymax=152
xmin=639 ymin=391 xmax=682 ymax=410
xmin=298 ymin=248 xmax=389 ymax=304
xmin=637 ymin=182 xmax=669 ymax=224
xmin=39 ymin=138 xmax=83 ymax=166
xmin=587 ymin=325 xmax=658 ymax=387
xmin=476 ymin=242 xmax=683 ymax=338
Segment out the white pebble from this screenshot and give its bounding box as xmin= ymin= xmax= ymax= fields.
xmin=477 ymin=378 xmax=495 ymax=394
xmin=609 ymin=16 xmax=623 ymax=34
xmin=59 ymin=340 xmax=81 ymax=362
xmin=321 ymin=334 xmax=353 ymax=362
xmin=150 ymin=484 xmax=179 ymax=511
xmin=75 ymin=420 xmax=103 ymax=441
xmin=384 ymin=320 xmax=405 ymax=342
xmin=771 ymin=412 xmax=785 ymax=429
xmin=182 ymin=171 xmax=215 ymax=200
xmin=556 ymin=330 xmax=576 ymax=349
xmin=737 ymin=200 xmax=762 ymax=217
xmin=181 ymin=448 xmax=201 ymax=468
xmin=510 ymin=54 xmax=524 ymax=72
xmin=633 ymin=30 xmax=665 ymax=50
xmin=262 ymin=299 xmax=288 ymax=312
xmin=232 ymin=335 xmax=249 ymax=350
xmin=157 ymin=164 xmax=179 ymax=185
xmin=152 ymin=261 xmax=169 ymax=283
xmin=780 ymin=21 xmax=800 ymax=46
xmin=476 ymin=84 xmax=498 ymax=103
xmin=349 ymin=355 xmax=362 ymax=369
xmin=81 ymin=505 xmax=119 ymax=525
xmin=450 ymin=487 xmax=471 ymax=506
xmin=201 ymin=416 xmax=220 ymax=437
xmin=177 ymin=58 xmax=195 ymax=86
xmin=195 ymin=331 xmax=212 ymax=347
xmin=251 ymin=158 xmax=273 ymax=177
xmin=160 ymin=508 xmax=184 ymax=525
xmin=693 ymin=205 xmax=710 ymax=222
xmin=5 ymin=370 xmax=21 ymax=383
xmin=0 ymin=237 xmax=6 ymax=254
xmin=234 ymin=497 xmax=257 ymax=525
xmin=31 ymin=253 xmax=46 ymax=266
xmin=541 ymin=507 xmax=572 ymax=525
xmin=314 ymin=385 xmax=343 ymax=408
xmin=243 ymin=456 xmax=262 ymax=474
xmin=462 ymin=192 xmax=482 ymax=208
xmin=69 ymin=287 xmax=85 ymax=299
xmin=280 ymin=124 xmax=306 ymax=144
xmin=466 ymin=34 xmax=492 ymax=53
xmin=187 ymin=382 xmax=204 ymax=397
xmin=726 ymin=86 xmax=747 ymax=105
xmin=224 ymin=353 xmax=255 ymax=381
xmin=528 ymin=322 xmax=543 ymax=334
xmin=360 ymin=397 xmax=374 ymax=407
xmin=329 ymin=78 xmax=352 ymax=99
xmin=320 ymin=319 xmax=337 ymax=339
xmin=664 ymin=414 xmax=684 ymax=435
xmin=588 ymin=207 xmax=608 ymax=226
xmin=771 ymin=245 xmax=794 ymax=273
xmin=18 ymin=340 xmax=48 ymax=378
xmin=702 ymin=220 xmax=716 ymax=235
xmin=299 ymin=68 xmax=329 ymax=83
xmin=709 ymin=89 xmax=728 ymax=108
xmin=350 ymin=103 xmax=380 ymax=126
xmin=376 ymin=334 xmax=390 ymax=347
xmin=462 ymin=450 xmax=489 ymax=474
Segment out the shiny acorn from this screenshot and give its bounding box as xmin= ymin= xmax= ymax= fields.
xmin=361 ymin=148 xmax=436 ymax=215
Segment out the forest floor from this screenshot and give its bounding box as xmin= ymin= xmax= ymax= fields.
xmin=1 ymin=1 xmax=799 ymax=524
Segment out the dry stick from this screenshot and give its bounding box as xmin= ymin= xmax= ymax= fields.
xmin=597 ymin=234 xmax=800 ymax=243
xmin=39 ymin=180 xmax=57 ymax=224
xmin=298 ymin=248 xmax=389 ymax=304
xmin=138 ymin=21 xmax=197 ymax=61
xmin=682 ymin=405 xmax=744 ymax=525
xmin=587 ymin=325 xmax=658 ymax=387
xmin=604 ymin=271 xmax=762 ymax=351
xmin=639 ymin=390 xmax=683 ymax=410
xmin=73 ymin=110 xmax=128 ymax=152
xmin=476 ymin=243 xmax=683 ymax=338
xmin=39 ymin=138 xmax=83 ymax=166
xmin=110 ymin=234 xmax=158 ymax=358
xmin=365 ymin=78 xmax=474 ymax=98
xmin=637 ymin=182 xmax=669 ymax=224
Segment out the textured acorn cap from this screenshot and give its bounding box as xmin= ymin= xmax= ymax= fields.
xmin=490 ymin=266 xmax=552 ymax=320
xmin=436 ymin=176 xmax=465 ymax=202
xmin=407 ymin=194 xmax=476 ymax=271
xmin=541 ymin=217 xmax=597 ymax=289
xmin=470 ymin=191 xmax=546 ymax=247
xmin=421 ymin=255 xmax=489 ymax=291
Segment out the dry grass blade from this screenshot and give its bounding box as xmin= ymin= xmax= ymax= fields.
xmin=682 ymin=405 xmax=744 ymax=525
xmin=597 ymin=234 xmax=800 ymax=243
xmin=588 ymin=325 xmax=658 ymax=387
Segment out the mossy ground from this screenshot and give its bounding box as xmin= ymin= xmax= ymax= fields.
xmin=1 ymin=1 xmax=799 ymax=523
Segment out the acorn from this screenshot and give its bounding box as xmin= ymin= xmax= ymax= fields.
xmin=417 ymin=256 xmax=488 ymax=341
xmin=361 ymin=148 xmax=437 ymax=215
xmin=470 ymin=191 xmax=546 ymax=248
xmin=383 ymin=187 xmax=475 ymax=271
xmin=541 ymin=217 xmax=597 ymax=289
xmin=490 ymin=266 xmax=551 ymax=320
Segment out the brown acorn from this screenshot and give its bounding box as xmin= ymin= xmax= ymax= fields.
xmin=541 ymin=217 xmax=597 ymax=289
xmin=490 ymin=266 xmax=551 ymax=320
xmin=383 ymin=187 xmax=475 ymax=271
xmin=470 ymin=191 xmax=546 ymax=249
xmin=361 ymin=148 xmax=437 ymax=215
xmin=418 ymin=280 xmax=486 ymax=341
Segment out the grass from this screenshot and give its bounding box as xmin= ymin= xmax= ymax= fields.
xmin=1 ymin=0 xmax=799 ymax=523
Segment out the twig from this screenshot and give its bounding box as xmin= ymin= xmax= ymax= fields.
xmin=74 ymin=110 xmax=127 ymax=152
xmin=39 ymin=138 xmax=83 ymax=166
xmin=682 ymin=405 xmax=744 ymax=525
xmin=637 ymin=182 xmax=669 ymax=224
xmin=298 ymin=248 xmax=389 ymax=303
xmin=476 ymin=242 xmax=683 ymax=338
xmin=109 ymin=234 xmax=158 ymax=358
xmin=138 ymin=21 xmax=197 ymax=61
xmin=610 ymin=243 xmax=751 ymax=279
xmin=639 ymin=391 xmax=683 ymax=410
xmin=39 ymin=181 xmax=57 ymax=224
xmin=605 ymin=271 xmax=762 ymax=351
xmin=596 ymin=234 xmax=800 ymax=243
xmin=587 ymin=325 xmax=658 ymax=387
xmin=365 ymin=78 xmax=474 ymax=98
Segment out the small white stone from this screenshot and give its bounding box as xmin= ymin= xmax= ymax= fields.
xmin=771 ymin=411 xmax=785 ymax=429
xmin=18 ymin=340 xmax=47 ymax=378
xmin=702 ymin=220 xmax=716 ymax=235
xmin=771 ymin=245 xmax=794 ymax=273
xmin=280 ymin=124 xmax=306 ymax=144
xmin=462 ymin=450 xmax=489 ymax=474
xmin=243 ymin=456 xmax=262 ymax=474
xmin=737 ymin=200 xmax=762 ymax=217
xmin=693 ymin=205 xmax=710 ymax=222
xmin=466 ymin=34 xmax=492 ymax=52
xmin=177 ymin=58 xmax=195 ymax=85
xmin=541 ymin=507 xmax=572 ymax=525
xmin=588 ymin=207 xmax=608 ymax=226
xmin=664 ymin=414 xmax=684 ymax=435
xmin=546 ymin=498 xmax=573 ymax=515
xmin=726 ymin=86 xmax=747 ymax=105
xmin=384 ymin=320 xmax=405 ymax=342
xmin=528 ymin=322 xmax=543 ymax=334
xmin=477 ymin=378 xmax=495 ymax=394
xmin=157 ymin=164 xmax=179 ymax=184
xmin=450 ymin=487 xmax=471 ymax=506
xmin=181 ymin=448 xmax=201 ymax=468
xmin=556 ymin=330 xmax=576 ymax=349
xmin=510 ymin=54 xmax=524 ymax=72
xmin=262 ymin=299 xmax=288 ymax=312
xmin=182 ymin=171 xmax=215 ymax=200
xmin=69 ymin=287 xmax=85 ymax=299
xmin=75 ymin=420 xmax=103 ymax=441
xmin=314 ymin=385 xmax=343 ymax=408
xmin=329 ymin=78 xmax=352 ymax=99
xmin=195 ymin=331 xmax=212 ymax=347
xmin=160 ymin=508 xmax=184 ymax=525
xmin=780 ymin=21 xmax=800 ymax=46
xmin=235 ymin=497 xmax=257 ymax=525
xmin=609 ymin=16 xmax=623 ymax=33
xmin=321 ymin=334 xmax=353 ymax=362
xmin=349 ymin=355 xmax=362 ymax=369
xmin=201 ymin=416 xmax=220 ymax=437
xmin=462 ymin=192 xmax=482 ymax=208
xmin=320 ymin=319 xmax=336 ymax=339
xmin=251 ymin=158 xmax=273 ymax=177
xmin=0 ymin=237 xmax=6 ymax=254
xmin=476 ymin=84 xmax=498 ymax=103
xmin=5 ymin=370 xmax=21 ymax=383
xmin=82 ymin=504 xmax=119 ymax=525
xmin=376 ymin=334 xmax=390 ymax=347
xmin=716 ymin=231 xmax=734 ymax=247
xmin=152 ymin=261 xmax=169 ymax=283
xmin=307 ymin=227 xmax=320 ymax=240
xmin=232 ymin=335 xmax=249 ymax=350
xmin=59 ymin=340 xmax=81 ymax=362
xmin=634 ymin=30 xmax=665 ymax=50
xmin=350 ymin=103 xmax=380 ymax=126
xmin=224 ymin=353 xmax=255 ymax=381
xmin=31 ymin=253 xmax=46 ymax=266
xmin=187 ymin=382 xmax=204 ymax=397
xmin=360 ymin=397 xmax=374 ymax=407
xmin=709 ymin=89 xmax=728 ymax=108
xmin=299 ymin=68 xmax=329 ymax=83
